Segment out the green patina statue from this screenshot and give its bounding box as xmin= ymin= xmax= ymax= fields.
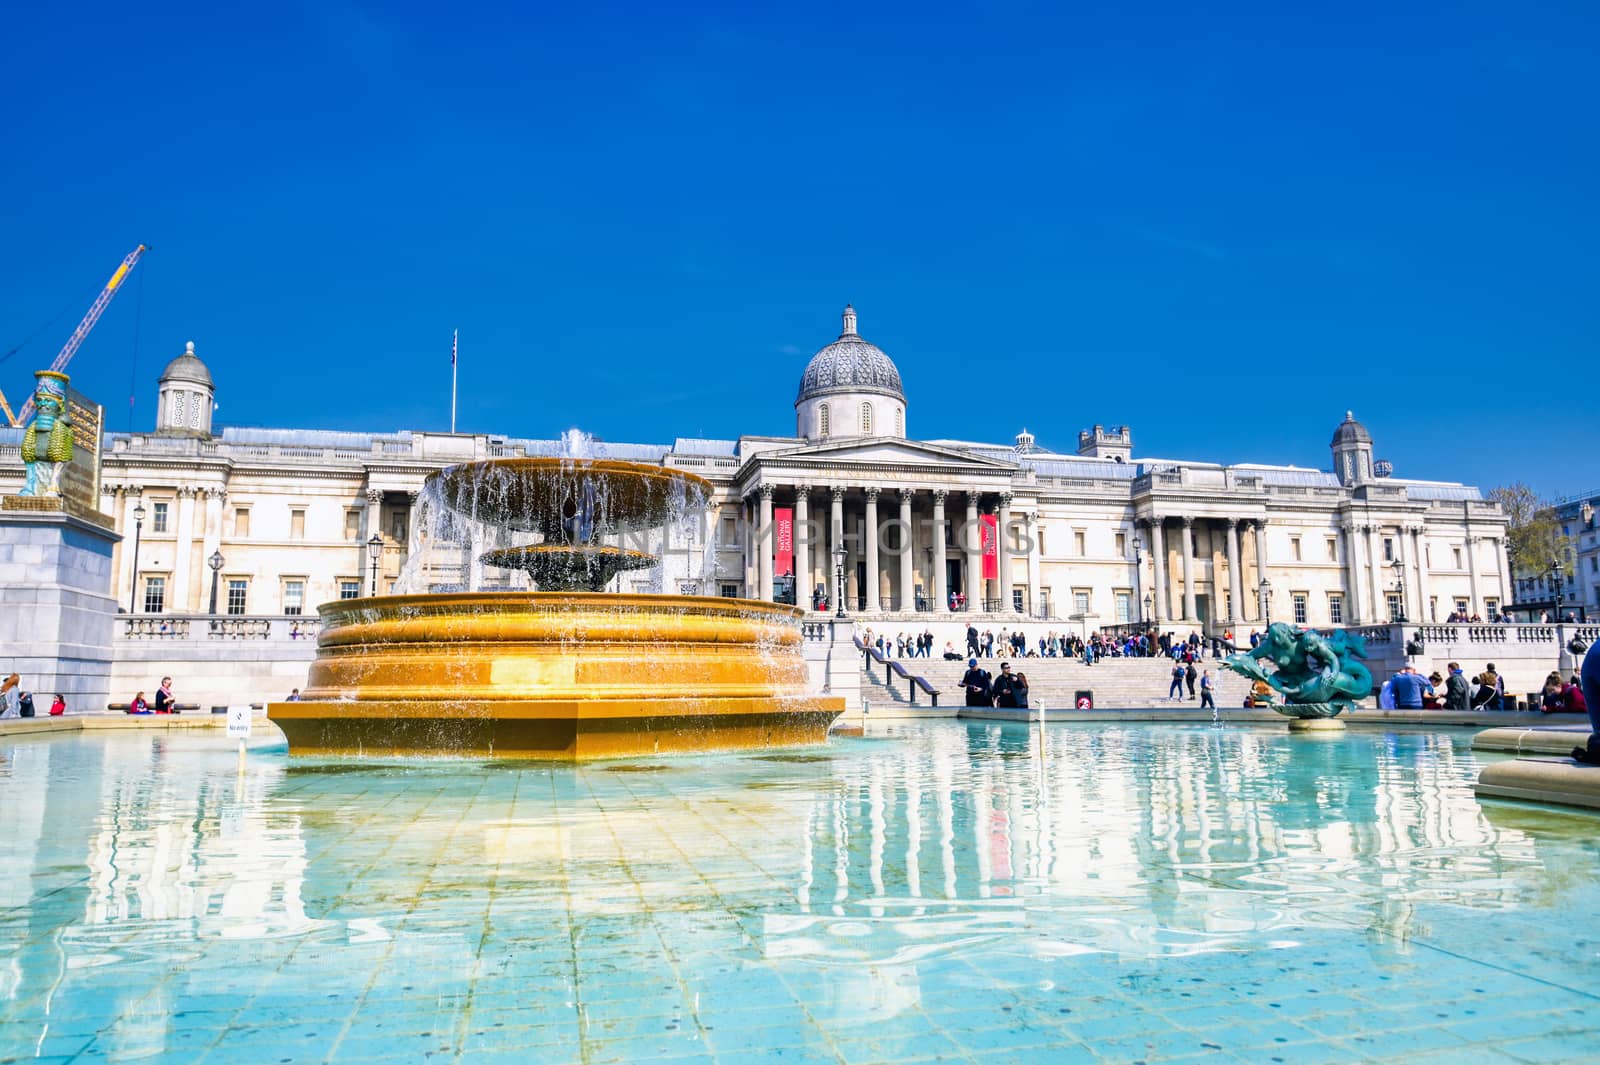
xmin=19 ymin=370 xmax=74 ymax=498
xmin=1223 ymin=622 xmax=1372 ymax=719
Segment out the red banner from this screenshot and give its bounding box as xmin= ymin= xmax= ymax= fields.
xmin=981 ymin=513 xmax=998 ymax=579
xmin=774 ymin=507 xmax=794 ymax=577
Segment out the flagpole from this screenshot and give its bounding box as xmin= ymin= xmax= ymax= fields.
xmin=450 ymin=329 xmax=458 ymax=433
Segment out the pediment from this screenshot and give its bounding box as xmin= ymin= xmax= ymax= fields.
xmin=751 ymin=437 xmax=1019 ymax=473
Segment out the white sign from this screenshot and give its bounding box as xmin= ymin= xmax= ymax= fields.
xmin=226 ymin=705 xmax=252 ymax=740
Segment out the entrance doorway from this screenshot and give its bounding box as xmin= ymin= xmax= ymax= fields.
xmin=946 ymin=559 xmax=963 ymax=607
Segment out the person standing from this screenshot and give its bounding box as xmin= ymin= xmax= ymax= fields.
xmin=1184 ymin=662 xmax=1198 ymax=699
xmin=0 ymin=674 xmax=19 ymax=719
xmin=1445 ymin=663 xmax=1470 ymax=710
xmin=1199 ymin=670 xmax=1216 ymax=711
xmin=1013 ymin=672 xmax=1030 ymax=709
xmin=1168 ymin=662 xmax=1185 ymax=700
xmin=966 ymin=625 xmax=980 ymax=658
xmin=992 ymin=663 xmax=1019 ymax=708
xmin=960 ymin=658 xmax=992 ymax=708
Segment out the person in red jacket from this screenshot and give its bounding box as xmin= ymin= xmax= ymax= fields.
xmin=48 ymin=694 xmax=65 ymax=716
xmin=1565 ymin=675 xmax=1589 ymax=716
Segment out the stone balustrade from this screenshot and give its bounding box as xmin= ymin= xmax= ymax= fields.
xmin=118 ymin=615 xmax=321 ymax=643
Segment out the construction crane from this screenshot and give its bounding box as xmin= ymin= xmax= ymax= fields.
xmin=3 ymin=244 xmax=148 ymax=427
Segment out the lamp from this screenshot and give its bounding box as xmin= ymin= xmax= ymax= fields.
xmin=129 ymin=500 xmax=147 ymax=613
xmin=1258 ymin=577 xmax=1271 ymax=623
xmin=833 ymin=545 xmax=848 ymax=619
xmin=1552 ymin=557 xmax=1565 ymax=622
xmin=1392 ymin=559 xmax=1407 ymax=623
xmin=208 ymin=550 xmax=225 ymax=614
xmin=1143 ymin=593 xmax=1152 ymax=624
xmin=367 ymin=534 xmax=384 ymax=597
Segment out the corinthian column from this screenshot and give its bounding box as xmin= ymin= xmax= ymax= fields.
xmin=863 ymin=487 xmax=881 ymax=612
xmin=1148 ymin=516 xmax=1167 ymax=623
xmin=932 ymin=490 xmax=948 ymax=611
xmin=758 ymin=483 xmax=774 ymax=602
xmin=1225 ymin=518 xmax=1243 ymax=625
xmin=1180 ymin=516 xmax=1196 ymax=622
xmin=964 ymin=492 xmax=982 ymax=609
xmin=996 ymin=493 xmax=1014 ymax=612
xmin=898 ymin=488 xmax=914 ymax=613
xmin=794 ymin=486 xmax=811 ymax=607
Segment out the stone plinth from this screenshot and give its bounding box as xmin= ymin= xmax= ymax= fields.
xmin=0 ymin=503 xmax=120 ymax=710
xmin=1288 ymin=717 xmax=1347 ymax=733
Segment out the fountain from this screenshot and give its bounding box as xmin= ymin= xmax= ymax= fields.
xmin=267 ymin=449 xmax=843 ymax=759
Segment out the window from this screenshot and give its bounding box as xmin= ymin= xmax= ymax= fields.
xmin=1326 ymin=538 xmax=1338 ymax=562
xmin=1012 ymin=588 xmax=1024 ymax=613
xmin=1328 ymin=594 xmax=1344 ymax=625
xmin=1383 ymin=537 xmax=1394 ymax=562
xmin=1074 ymin=530 xmax=1086 ymax=556
xmin=1454 ymin=598 xmax=1468 ymax=616
xmin=1291 ymin=536 xmax=1301 ymax=561
xmin=345 ymin=508 xmax=361 ymax=540
xmin=234 ymin=508 xmax=250 ymax=538
xmin=284 ymin=580 xmax=305 ymax=616
xmin=1292 ymin=593 xmax=1307 ymax=624
xmin=1452 ymin=547 xmax=1462 ymax=569
xmin=391 ymin=511 xmax=407 ymax=542
xmin=227 ymin=579 xmax=248 ymax=615
xmin=1387 ymin=594 xmax=1403 ymax=622
xmin=1485 ymin=598 xmax=1498 ymax=616
xmin=143 ymin=576 xmax=166 ymax=614
xmin=152 ymin=501 xmax=169 ymax=533
xmin=1115 ymin=592 xmax=1130 ymax=623
xmin=861 ymin=402 xmax=873 ymax=434
xmin=720 ymin=515 xmax=737 ymax=546
xmin=1073 ymin=591 xmax=1090 ymax=616
xmin=819 ymin=404 xmax=830 ymax=437
xmin=339 ymin=579 xmax=361 ymax=600
xmin=894 ymin=407 xmax=903 ymax=436
xmin=290 ymin=508 xmax=306 ymax=540
xmin=1115 ymin=532 xmax=1126 ymax=556
xmin=721 ymin=583 xmax=740 ymax=598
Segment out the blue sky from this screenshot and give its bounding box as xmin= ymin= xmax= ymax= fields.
xmin=2 ymin=1 xmax=1595 ymax=498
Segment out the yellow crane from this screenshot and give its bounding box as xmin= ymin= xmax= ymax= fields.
xmin=2 ymin=244 xmax=148 ymax=427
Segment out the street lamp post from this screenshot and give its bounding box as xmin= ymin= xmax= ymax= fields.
xmin=1392 ymin=560 xmax=1407 ymax=623
xmin=208 ymin=550 xmax=224 ymax=614
xmin=833 ymin=545 xmax=848 ymax=619
xmin=367 ymin=534 xmax=384 ymax=597
xmin=128 ymin=501 xmax=147 ymax=614
xmin=1552 ymin=558 xmax=1565 ymax=622
xmin=1131 ymin=532 xmax=1144 ymax=627
xmin=1142 ymin=594 xmax=1152 ymax=626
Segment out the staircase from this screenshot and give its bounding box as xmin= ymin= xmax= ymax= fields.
xmin=856 ymin=650 xmax=1239 ymax=713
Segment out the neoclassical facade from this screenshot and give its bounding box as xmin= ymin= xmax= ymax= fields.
xmin=0 ymin=310 xmax=1511 ymax=631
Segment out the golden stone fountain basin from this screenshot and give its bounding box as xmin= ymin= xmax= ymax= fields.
xmin=267 ymin=593 xmax=844 ymax=760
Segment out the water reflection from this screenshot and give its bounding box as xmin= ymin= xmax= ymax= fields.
xmin=0 ymin=723 xmax=1593 ymax=1061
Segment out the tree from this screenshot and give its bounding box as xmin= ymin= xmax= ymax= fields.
xmin=1488 ymin=482 xmax=1576 ymax=588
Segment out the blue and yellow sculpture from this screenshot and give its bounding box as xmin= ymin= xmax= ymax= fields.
xmin=19 ymin=371 xmax=74 ymax=498
xmin=1223 ymin=622 xmax=1371 ymax=719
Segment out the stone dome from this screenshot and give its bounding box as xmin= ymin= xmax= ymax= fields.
xmin=1330 ymin=410 xmax=1371 ymax=448
xmin=796 ymin=306 xmax=905 ymax=404
xmin=160 ymin=341 xmax=214 ymax=388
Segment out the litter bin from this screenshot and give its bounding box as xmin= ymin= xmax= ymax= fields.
xmin=1074 ymin=689 xmax=1093 ymax=710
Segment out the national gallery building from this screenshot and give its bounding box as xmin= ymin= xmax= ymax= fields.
xmin=1 ymin=308 xmax=1510 ymax=633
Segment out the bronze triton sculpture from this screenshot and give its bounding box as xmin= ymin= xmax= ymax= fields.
xmin=1223 ymin=622 xmax=1371 ymax=726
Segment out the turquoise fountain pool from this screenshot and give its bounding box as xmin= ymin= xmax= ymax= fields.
xmin=1 ymin=723 xmax=1596 ymax=1064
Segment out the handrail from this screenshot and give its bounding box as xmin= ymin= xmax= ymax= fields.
xmin=854 ymin=636 xmax=941 ymax=706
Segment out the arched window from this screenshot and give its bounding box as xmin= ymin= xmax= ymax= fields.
xmin=895 ymin=407 xmax=903 ymax=436
xmin=861 ymin=402 xmax=873 ymax=434
xmin=819 ymin=403 xmax=830 ymax=437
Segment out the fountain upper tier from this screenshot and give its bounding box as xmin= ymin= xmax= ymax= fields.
xmin=435 ymin=458 xmax=715 ymax=538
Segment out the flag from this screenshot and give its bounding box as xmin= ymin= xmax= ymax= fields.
xmin=452 ymin=329 xmax=458 ymax=366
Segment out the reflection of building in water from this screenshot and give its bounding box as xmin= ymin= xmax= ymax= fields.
xmin=3 ymin=737 xmax=317 ymax=1063
xmin=768 ymin=725 xmax=1542 ymax=1008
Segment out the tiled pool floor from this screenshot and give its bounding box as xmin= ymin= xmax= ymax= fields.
xmin=2 ymin=723 xmax=1598 ymax=1063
